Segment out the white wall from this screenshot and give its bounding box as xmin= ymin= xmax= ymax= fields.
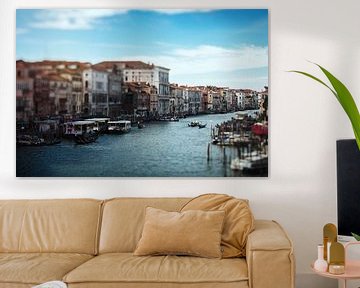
xmin=1 ymin=1 xmax=360 ymax=287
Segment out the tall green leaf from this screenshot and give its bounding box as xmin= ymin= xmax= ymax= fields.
xmin=352 ymin=232 xmax=360 ymax=241
xmin=290 ymin=64 xmax=360 ymax=150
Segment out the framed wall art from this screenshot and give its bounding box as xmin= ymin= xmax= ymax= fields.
xmin=16 ymin=9 xmax=269 ymax=177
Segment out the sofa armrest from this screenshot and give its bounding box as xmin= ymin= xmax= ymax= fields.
xmin=246 ymin=220 xmax=295 ymax=288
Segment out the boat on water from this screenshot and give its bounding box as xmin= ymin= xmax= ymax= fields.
xmin=74 ymin=130 xmax=98 ymax=144
xmin=230 ymin=154 xmax=268 ymax=172
xmin=188 ymin=121 xmax=200 ymax=127
xmin=16 ymin=135 xmax=45 ymax=146
xmin=198 ymin=123 xmax=207 ymax=129
xmin=107 ymin=120 xmax=132 ymax=134
xmin=71 ymin=121 xmax=99 ymax=144
xmin=16 ymin=134 xmax=62 ymax=147
xmin=137 ymin=122 xmax=145 ymax=129
xmin=85 ymin=118 xmax=110 ymax=133
xmin=159 ymin=116 xmax=179 ymax=122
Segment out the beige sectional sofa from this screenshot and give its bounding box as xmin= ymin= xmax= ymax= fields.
xmin=0 ymin=198 xmax=295 ymax=288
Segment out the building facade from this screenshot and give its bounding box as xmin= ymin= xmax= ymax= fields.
xmin=83 ymin=69 xmax=109 ymax=116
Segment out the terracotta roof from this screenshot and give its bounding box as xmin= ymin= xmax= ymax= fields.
xmin=16 ymin=60 xmax=28 ymax=68
xmin=16 ymin=60 xmax=91 ymax=71
xmin=94 ymin=61 xmax=155 ymax=70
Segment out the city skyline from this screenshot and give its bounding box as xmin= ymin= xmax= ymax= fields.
xmin=16 ymin=9 xmax=268 ymax=90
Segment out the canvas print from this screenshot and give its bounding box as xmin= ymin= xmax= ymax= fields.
xmin=16 ymin=9 xmax=269 ymax=177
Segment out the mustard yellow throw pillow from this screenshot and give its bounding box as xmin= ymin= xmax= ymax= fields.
xmin=134 ymin=207 xmax=225 ymax=258
xmin=181 ymin=194 xmax=254 ymax=258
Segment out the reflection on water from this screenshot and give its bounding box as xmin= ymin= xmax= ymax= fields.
xmin=16 ymin=112 xmax=267 ymax=177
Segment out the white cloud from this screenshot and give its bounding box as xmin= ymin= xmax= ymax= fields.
xmin=16 ymin=28 xmax=28 ymax=34
xmin=113 ymin=45 xmax=268 ymax=75
xmin=30 ymin=9 xmax=125 ymax=30
xmin=29 ymin=9 xmax=213 ymax=30
xmin=103 ymin=44 xmax=268 ymax=88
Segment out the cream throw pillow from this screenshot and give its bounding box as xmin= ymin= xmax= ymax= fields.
xmin=181 ymin=194 xmax=255 ymax=258
xmin=134 ymin=207 xmax=225 ymax=258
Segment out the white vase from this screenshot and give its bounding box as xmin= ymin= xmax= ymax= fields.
xmin=314 ymin=244 xmax=328 ymax=272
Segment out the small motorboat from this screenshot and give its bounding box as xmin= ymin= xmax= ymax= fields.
xmin=138 ymin=122 xmax=145 ymax=129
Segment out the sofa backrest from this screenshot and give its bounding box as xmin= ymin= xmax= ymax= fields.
xmin=99 ymin=197 xmax=190 ymax=253
xmin=0 ymin=199 xmax=102 ymax=255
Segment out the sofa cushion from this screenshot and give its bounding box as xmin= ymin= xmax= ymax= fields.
xmin=134 ymin=207 xmax=225 ymax=258
xmin=0 ymin=253 xmax=93 ymax=285
xmin=99 ymin=198 xmax=190 ymax=253
xmin=63 ymin=253 xmax=248 ymax=285
xmin=181 ymin=194 xmax=254 ymax=258
xmin=0 ymin=199 xmax=103 ymax=254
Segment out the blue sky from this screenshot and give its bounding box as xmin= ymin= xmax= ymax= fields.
xmin=16 ymin=9 xmax=268 ymax=90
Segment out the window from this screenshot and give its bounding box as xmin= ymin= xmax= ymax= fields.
xmin=85 ymin=81 xmax=88 ymax=89
xmin=96 ymin=82 xmax=103 ymax=90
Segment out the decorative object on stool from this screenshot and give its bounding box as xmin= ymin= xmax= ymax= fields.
xmin=314 ymin=244 xmax=328 ymax=272
xmin=329 ymin=242 xmax=345 ymax=275
xmin=323 ymin=223 xmax=337 ymax=262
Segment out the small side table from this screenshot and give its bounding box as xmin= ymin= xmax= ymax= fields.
xmin=311 ymin=242 xmax=360 ymax=288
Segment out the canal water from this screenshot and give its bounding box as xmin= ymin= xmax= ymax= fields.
xmin=17 ymin=112 xmax=260 ymax=177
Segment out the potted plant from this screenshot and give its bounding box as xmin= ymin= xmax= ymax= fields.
xmin=291 ymin=63 xmax=360 ymax=240
xmin=290 ymin=63 xmax=360 ymax=150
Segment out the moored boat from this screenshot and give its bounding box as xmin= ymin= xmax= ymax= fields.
xmin=198 ymin=123 xmax=207 ymax=129
xmin=16 ymin=135 xmax=45 ymax=146
xmin=74 ymin=130 xmax=98 ymax=144
xmin=71 ymin=120 xmax=98 ymax=144
xmin=230 ymin=155 xmax=268 ymax=172
xmin=107 ymin=120 xmax=132 ymax=134
xmin=85 ymin=118 xmax=110 ymax=133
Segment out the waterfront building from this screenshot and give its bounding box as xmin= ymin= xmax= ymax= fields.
xmin=188 ymin=88 xmax=201 ymax=115
xmin=148 ymin=85 xmax=159 ymax=117
xmin=93 ymin=61 xmax=171 ymax=116
xmin=108 ymin=71 xmax=122 ymax=119
xmin=205 ymin=88 xmax=213 ymax=112
xmin=170 ymin=84 xmax=186 ymax=116
xmin=222 ymin=89 xmax=235 ymax=112
xmin=48 ymin=74 xmax=72 ymax=115
xmin=60 ymin=70 xmax=83 ymax=116
xmin=210 ymin=90 xmax=221 ymax=112
xmin=121 ymin=82 xmax=155 ymax=118
xmin=34 ymin=74 xmax=51 ymax=118
xmin=82 ymin=68 xmax=109 ymax=116
xmin=155 ymin=66 xmax=171 ymax=115
xmin=200 ymin=89 xmax=209 ymax=113
xmin=16 ymin=61 xmax=34 ymax=121
xmin=234 ymin=90 xmax=245 ymax=110
xmin=183 ymin=88 xmax=190 ymax=115
xmin=241 ymin=89 xmax=258 ymax=110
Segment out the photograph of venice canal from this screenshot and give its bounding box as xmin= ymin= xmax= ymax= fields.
xmin=16 ymin=9 xmax=269 ymax=177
